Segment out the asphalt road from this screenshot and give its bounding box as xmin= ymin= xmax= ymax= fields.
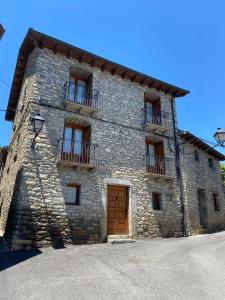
xmin=1 ymin=232 xmax=225 ymax=300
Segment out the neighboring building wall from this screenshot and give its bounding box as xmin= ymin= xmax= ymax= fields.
xmin=0 ymin=47 xmax=184 ymax=250
xmin=180 ymin=141 xmax=225 ymax=235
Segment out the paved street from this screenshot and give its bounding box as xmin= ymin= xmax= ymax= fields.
xmin=1 ymin=232 xmax=225 ymax=300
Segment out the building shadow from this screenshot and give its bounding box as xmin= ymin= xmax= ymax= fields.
xmin=0 ymin=249 xmax=42 ymax=272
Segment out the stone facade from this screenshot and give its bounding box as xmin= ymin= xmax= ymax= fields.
xmin=180 ymin=137 xmax=225 ymax=235
xmin=0 ymin=31 xmax=224 ymax=250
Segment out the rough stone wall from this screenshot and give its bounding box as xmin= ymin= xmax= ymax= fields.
xmin=1 ymin=47 xmax=184 ymax=249
xmin=180 ymin=140 xmax=225 ymax=235
xmin=0 ymin=48 xmax=39 ymax=235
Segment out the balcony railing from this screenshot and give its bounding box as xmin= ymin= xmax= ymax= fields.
xmin=144 ymin=111 xmax=171 ymax=129
xmin=57 ymin=139 xmax=98 ymax=168
xmin=64 ymin=81 xmax=99 ymax=110
xmin=146 ymin=155 xmax=174 ymax=178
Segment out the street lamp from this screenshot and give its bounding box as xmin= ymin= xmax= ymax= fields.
xmin=214 ymin=128 xmax=225 ymax=147
xmin=31 ymin=113 xmax=45 ymax=149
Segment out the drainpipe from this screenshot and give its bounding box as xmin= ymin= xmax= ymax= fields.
xmin=170 ymin=97 xmax=187 ymax=237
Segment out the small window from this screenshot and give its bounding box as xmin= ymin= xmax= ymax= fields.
xmin=208 ymin=158 xmax=214 ymax=168
xmin=14 ymin=155 xmax=17 ymax=162
xmin=213 ymin=193 xmax=220 ymax=211
xmin=152 ymin=192 xmax=161 ymax=210
xmin=65 ymin=183 xmax=80 ymax=205
xmin=17 ymin=134 xmax=20 ymax=145
xmin=194 ymin=150 xmax=199 ymax=162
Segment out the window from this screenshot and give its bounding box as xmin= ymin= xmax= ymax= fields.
xmin=146 ymin=141 xmax=165 ymax=175
xmin=65 ymin=183 xmax=80 ymax=205
xmin=213 ymin=193 xmax=220 ymax=211
xmin=68 ymin=75 xmax=88 ymax=104
xmin=152 ymin=192 xmax=162 ymax=210
xmin=61 ymin=123 xmax=91 ymax=164
xmin=63 ymin=126 xmax=83 ymax=155
xmin=208 ymin=158 xmax=214 ymax=168
xmin=145 ymin=97 xmax=161 ymax=125
xmin=194 ymin=150 xmax=199 ymax=162
xmin=17 ymin=134 xmax=20 ymax=145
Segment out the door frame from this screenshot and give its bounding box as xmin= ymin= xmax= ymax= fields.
xmin=100 ymin=178 xmax=134 ymax=241
xmin=107 ymin=185 xmax=129 ymax=235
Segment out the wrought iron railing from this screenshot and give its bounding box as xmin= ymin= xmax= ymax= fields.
xmin=146 ymin=155 xmax=174 ymax=177
xmin=144 ymin=110 xmax=171 ymax=128
xmin=58 ymin=138 xmax=98 ymax=166
xmin=64 ymin=81 xmax=99 ymax=109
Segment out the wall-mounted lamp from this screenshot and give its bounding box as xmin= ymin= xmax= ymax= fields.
xmin=214 ymin=128 xmax=225 ymax=147
xmin=31 ymin=113 xmax=45 ymax=149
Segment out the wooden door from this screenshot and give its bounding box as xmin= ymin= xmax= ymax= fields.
xmin=107 ymin=186 xmax=128 ymax=235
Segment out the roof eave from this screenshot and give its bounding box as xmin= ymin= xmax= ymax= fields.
xmin=5 ymin=28 xmax=190 ymax=121
xmin=179 ymin=130 xmax=225 ymax=161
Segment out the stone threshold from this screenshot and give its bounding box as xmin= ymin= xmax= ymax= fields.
xmin=107 ymin=234 xmax=136 ymax=244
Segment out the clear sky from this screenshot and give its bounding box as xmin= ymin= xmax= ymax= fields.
xmin=0 ymin=0 xmax=225 ymax=154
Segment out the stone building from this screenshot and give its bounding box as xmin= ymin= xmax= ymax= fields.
xmin=0 ymin=29 xmax=224 ymax=250
xmin=179 ymin=131 xmax=225 ymax=234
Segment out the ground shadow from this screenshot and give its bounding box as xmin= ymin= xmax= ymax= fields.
xmin=0 ymin=249 xmax=42 ymax=272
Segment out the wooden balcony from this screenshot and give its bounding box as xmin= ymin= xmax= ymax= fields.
xmin=63 ymin=81 xmax=99 ymax=114
xmin=145 ymin=155 xmax=175 ymax=180
xmin=57 ymin=139 xmax=98 ymax=168
xmin=143 ymin=111 xmax=171 ymax=133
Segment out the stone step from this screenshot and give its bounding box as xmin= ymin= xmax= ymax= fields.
xmin=107 ymin=235 xmax=136 ymax=244
xmin=0 ymin=236 xmax=9 ymax=253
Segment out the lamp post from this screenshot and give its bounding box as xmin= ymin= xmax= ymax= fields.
xmin=0 ymin=24 xmax=5 ymax=41
xmin=31 ymin=113 xmax=45 ymax=149
xmin=214 ymin=128 xmax=225 ymax=147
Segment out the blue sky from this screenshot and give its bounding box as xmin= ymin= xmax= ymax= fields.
xmin=0 ymin=0 xmax=225 ymax=154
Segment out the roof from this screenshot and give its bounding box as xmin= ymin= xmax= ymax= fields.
xmin=6 ymin=28 xmax=189 ymax=121
xmin=179 ymin=130 xmax=225 ymax=161
xmin=0 ymin=24 xmax=5 ymax=40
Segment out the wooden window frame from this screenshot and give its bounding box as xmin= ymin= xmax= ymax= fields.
xmin=144 ymin=96 xmax=161 ymax=124
xmin=152 ymin=192 xmax=162 ymax=211
xmin=62 ymin=123 xmax=91 ymax=164
xmin=69 ymin=74 xmax=92 ymax=104
xmin=65 ymin=183 xmax=80 ymax=205
xmin=146 ymin=140 xmax=165 ymax=175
